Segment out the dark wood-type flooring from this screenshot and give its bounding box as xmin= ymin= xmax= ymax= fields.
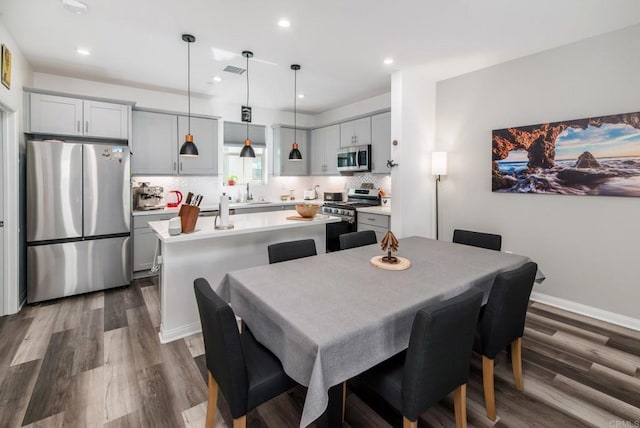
xmin=0 ymin=277 xmax=638 ymax=427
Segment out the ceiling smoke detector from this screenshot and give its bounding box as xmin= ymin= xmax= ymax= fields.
xmin=62 ymin=0 xmax=88 ymax=14
xmin=223 ymin=65 xmax=246 ymax=75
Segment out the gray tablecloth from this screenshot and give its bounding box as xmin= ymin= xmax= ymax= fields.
xmin=216 ymin=236 xmax=531 ymax=427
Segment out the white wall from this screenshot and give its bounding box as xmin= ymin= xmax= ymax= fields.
xmin=32 ymin=72 xmax=317 ymax=127
xmin=0 ymin=22 xmax=33 ymax=313
xmin=315 ymin=92 xmax=390 ymax=126
xmin=434 ymin=24 xmax=640 ymax=319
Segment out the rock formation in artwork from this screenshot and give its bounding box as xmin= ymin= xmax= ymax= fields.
xmin=575 ymin=151 xmax=600 ymax=168
xmin=492 ymin=113 xmax=640 ymax=169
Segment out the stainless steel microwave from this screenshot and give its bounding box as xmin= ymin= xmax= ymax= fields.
xmin=337 ymin=144 xmax=371 ymax=173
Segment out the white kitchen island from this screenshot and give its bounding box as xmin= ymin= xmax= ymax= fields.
xmin=148 ymin=210 xmax=340 ymax=343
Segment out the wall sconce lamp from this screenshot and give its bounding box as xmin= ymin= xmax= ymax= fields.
xmin=431 ymin=152 xmax=448 ymax=240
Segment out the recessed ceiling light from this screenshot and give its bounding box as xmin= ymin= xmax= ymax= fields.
xmin=213 ymin=76 xmax=222 ymax=82
xmin=62 ymin=0 xmax=88 ymax=14
xmin=76 ymin=48 xmax=91 ymax=56
xmin=278 ymin=18 xmax=291 ymax=28
xmin=298 ymin=93 xmax=305 ymax=99
xmin=383 ymin=57 xmax=394 ymax=65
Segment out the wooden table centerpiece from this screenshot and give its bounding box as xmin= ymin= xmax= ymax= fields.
xmin=370 ymin=231 xmax=411 ymax=270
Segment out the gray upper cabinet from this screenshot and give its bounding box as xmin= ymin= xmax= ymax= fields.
xmin=131 ymin=110 xmax=219 ymax=176
xmin=29 ymin=93 xmax=128 ymax=139
xmin=310 ymin=124 xmax=340 ymax=175
xmin=178 ymin=115 xmax=218 ymax=175
xmin=132 ymin=111 xmax=178 ymax=175
xmin=273 ymin=126 xmax=309 ymax=176
xmin=224 ymin=121 xmax=266 ymax=146
xmin=371 ymin=112 xmax=391 ymax=173
xmin=340 ymin=117 xmax=371 ymax=148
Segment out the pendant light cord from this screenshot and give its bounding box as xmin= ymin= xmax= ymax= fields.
xmin=187 ymin=39 xmax=191 ymax=134
xmin=246 ymin=53 xmax=250 ymax=139
xmin=293 ymin=67 xmax=297 ymax=137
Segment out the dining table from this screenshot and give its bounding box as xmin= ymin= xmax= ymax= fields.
xmin=215 ymin=236 xmax=537 ymax=427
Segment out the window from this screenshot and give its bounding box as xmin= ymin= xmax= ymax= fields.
xmin=223 ymin=146 xmax=265 ymax=184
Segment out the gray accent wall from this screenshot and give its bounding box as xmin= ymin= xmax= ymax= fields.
xmin=435 ymin=24 xmax=640 ymax=319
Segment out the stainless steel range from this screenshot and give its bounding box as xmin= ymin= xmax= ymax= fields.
xmin=321 ymin=188 xmax=380 ymax=251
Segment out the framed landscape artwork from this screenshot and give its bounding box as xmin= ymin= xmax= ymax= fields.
xmin=492 ymin=111 xmax=640 ymax=197
xmin=1 ymin=44 xmax=11 ymax=89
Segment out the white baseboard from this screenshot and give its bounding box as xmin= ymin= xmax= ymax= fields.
xmin=159 ymin=322 xmax=202 ymax=344
xmin=530 ymin=291 xmax=640 ymax=332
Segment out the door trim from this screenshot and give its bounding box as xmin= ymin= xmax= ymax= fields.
xmin=1 ymin=102 xmax=20 ymax=315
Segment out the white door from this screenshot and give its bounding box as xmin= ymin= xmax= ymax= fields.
xmin=0 ymin=112 xmax=4 ymax=314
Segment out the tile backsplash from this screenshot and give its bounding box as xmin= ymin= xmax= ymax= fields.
xmin=132 ymin=173 xmax=391 ymax=207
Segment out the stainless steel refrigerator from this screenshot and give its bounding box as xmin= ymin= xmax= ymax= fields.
xmin=26 ymin=139 xmax=131 ymax=303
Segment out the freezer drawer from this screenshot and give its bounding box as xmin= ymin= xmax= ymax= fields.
xmin=27 ymin=237 xmax=131 ymax=303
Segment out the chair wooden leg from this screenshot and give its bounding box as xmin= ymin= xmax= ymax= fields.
xmin=453 ymin=384 xmax=467 ymax=428
xmin=403 ymin=416 xmax=418 ymax=428
xmin=511 ymin=337 xmax=524 ymax=391
xmin=342 ymin=381 xmax=346 ymax=422
xmin=233 ymin=415 xmax=247 ymax=428
xmin=206 ymin=373 xmax=219 ymax=428
xmin=482 ymin=356 xmax=497 ymax=420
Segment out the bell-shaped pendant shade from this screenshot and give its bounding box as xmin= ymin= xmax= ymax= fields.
xmin=288 ymin=142 xmax=302 ymax=160
xmin=240 ymin=138 xmax=256 ymax=158
xmin=180 ymin=133 xmax=199 ymax=157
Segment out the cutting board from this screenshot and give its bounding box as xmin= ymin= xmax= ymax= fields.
xmin=286 ymin=215 xmax=313 ymax=221
xmin=286 ymin=215 xmax=329 ymax=221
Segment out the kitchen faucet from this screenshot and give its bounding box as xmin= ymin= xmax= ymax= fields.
xmin=246 ymin=182 xmax=253 ymax=202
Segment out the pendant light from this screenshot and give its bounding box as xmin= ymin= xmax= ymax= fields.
xmin=240 ymin=50 xmax=256 ymax=158
xmin=288 ymin=64 xmax=302 ymax=161
xmin=179 ymin=34 xmax=199 ymax=157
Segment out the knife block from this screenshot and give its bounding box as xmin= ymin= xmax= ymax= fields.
xmin=178 ymin=205 xmax=200 ymax=233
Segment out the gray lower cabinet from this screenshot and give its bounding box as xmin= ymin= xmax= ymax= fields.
xmin=357 ymin=212 xmax=390 ymax=242
xmin=132 ymin=110 xmax=219 ymax=176
xmin=132 ymin=213 xmax=175 ymax=272
xmin=273 ymin=126 xmax=309 ymax=176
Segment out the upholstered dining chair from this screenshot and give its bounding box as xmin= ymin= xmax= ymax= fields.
xmin=474 ymin=261 xmax=538 ymax=420
xmin=268 ymin=238 xmax=317 ymax=264
xmin=452 ymin=229 xmax=502 ymax=251
xmin=194 ymin=278 xmax=297 ymax=428
xmin=339 ymin=230 xmax=377 ymax=250
xmin=355 ymin=288 xmax=483 ymax=428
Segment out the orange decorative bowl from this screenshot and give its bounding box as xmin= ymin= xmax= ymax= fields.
xmin=295 ymin=203 xmax=320 ymax=218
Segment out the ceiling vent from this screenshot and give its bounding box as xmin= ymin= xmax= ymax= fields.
xmin=223 ymin=65 xmax=246 ymax=75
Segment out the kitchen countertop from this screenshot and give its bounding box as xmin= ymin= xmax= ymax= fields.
xmin=148 ymin=209 xmax=339 ymax=243
xmin=356 ymin=206 xmax=391 ymax=216
xmin=132 ymin=199 xmax=324 ymax=216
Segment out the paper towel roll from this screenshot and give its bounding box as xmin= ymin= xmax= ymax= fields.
xmin=219 ymin=193 xmax=230 ymax=227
